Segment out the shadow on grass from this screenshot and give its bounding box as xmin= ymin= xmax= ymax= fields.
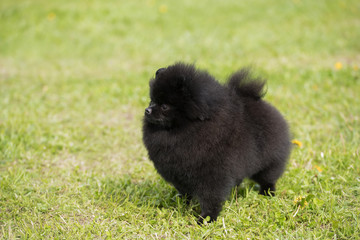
xmin=92 ymin=175 xmax=260 ymax=210
xmin=92 ymin=175 xmax=188 ymax=208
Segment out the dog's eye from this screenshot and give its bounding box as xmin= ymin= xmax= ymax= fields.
xmin=161 ymin=104 xmax=169 ymax=111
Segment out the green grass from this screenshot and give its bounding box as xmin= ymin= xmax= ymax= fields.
xmin=1 ymin=0 xmax=359 ymax=238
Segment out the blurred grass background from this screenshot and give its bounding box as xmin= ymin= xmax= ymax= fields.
xmin=1 ymin=0 xmax=359 ymax=239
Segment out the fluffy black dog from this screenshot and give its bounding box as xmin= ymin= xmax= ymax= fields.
xmin=142 ymin=63 xmax=291 ymax=223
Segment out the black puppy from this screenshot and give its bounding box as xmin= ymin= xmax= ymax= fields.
xmin=142 ymin=63 xmax=291 ymax=223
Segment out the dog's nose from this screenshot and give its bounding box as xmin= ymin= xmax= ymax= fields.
xmin=145 ymin=107 xmax=152 ymax=115
xmin=156 ymin=68 xmax=166 ymax=76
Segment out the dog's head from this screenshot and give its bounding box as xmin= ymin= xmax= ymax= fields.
xmin=144 ymin=63 xmax=215 ymax=128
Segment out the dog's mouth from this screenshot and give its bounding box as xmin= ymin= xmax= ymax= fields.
xmin=145 ymin=114 xmax=163 ymax=123
xmin=145 ymin=115 xmax=172 ymax=128
xmin=145 ymin=115 xmax=161 ymax=123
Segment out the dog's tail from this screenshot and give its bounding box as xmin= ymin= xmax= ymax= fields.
xmin=227 ymin=68 xmax=267 ymax=100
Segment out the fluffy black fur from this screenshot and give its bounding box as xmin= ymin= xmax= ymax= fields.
xmin=142 ymin=63 xmax=291 ymax=223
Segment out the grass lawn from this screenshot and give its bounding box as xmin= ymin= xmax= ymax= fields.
xmin=1 ymin=0 xmax=359 ymax=238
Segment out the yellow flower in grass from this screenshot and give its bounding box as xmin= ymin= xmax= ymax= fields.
xmin=293 ymin=196 xmax=308 ymax=209
xmin=314 ymin=165 xmax=323 ymax=173
xmin=353 ymin=65 xmax=359 ymax=71
xmin=291 ymin=139 xmax=303 ymax=147
xmin=292 ymin=194 xmax=314 ymax=217
xmin=293 ymin=196 xmax=303 ymax=204
xmin=334 ymin=62 xmax=342 ymax=70
xmin=47 ymin=12 xmax=56 ymax=21
xmin=159 ymin=5 xmax=168 ymax=13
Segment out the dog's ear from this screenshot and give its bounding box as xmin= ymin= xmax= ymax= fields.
xmin=155 ymin=68 xmax=166 ymax=77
